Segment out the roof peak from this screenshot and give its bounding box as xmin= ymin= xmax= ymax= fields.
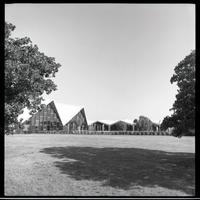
xmin=18 ymin=100 xmax=84 ymax=124
xmin=42 ymin=99 xmax=83 ymax=109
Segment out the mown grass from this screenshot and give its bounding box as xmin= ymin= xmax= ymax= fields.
xmin=5 ymin=134 xmax=195 ymax=196
xmin=40 ymin=146 xmax=195 ymax=194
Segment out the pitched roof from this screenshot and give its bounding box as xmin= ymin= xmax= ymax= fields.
xmin=17 ymin=99 xmax=83 ymax=125
xmin=88 ymin=119 xmax=135 ymax=125
xmin=88 ymin=120 xmax=117 ymax=125
xmin=121 ymin=119 xmax=134 ymax=125
xmin=111 ymin=120 xmax=133 ymax=125
xmin=53 ymin=102 xmax=83 ymax=125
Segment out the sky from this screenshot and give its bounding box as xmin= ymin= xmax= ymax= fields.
xmin=5 ymin=4 xmax=195 ymax=123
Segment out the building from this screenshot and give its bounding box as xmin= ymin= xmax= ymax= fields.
xmin=88 ymin=120 xmax=135 ymax=131
xmin=110 ymin=120 xmax=134 ymax=131
xmin=18 ymin=100 xmax=88 ymax=133
xmin=88 ymin=121 xmax=110 ymax=131
xmin=88 ymin=120 xmax=118 ymax=131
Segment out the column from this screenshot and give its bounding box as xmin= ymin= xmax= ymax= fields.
xmin=67 ymin=124 xmax=69 ymax=133
xmin=124 ymin=124 xmax=127 ymax=131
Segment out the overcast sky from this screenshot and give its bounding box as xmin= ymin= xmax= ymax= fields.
xmin=5 ymin=4 xmax=195 ymax=123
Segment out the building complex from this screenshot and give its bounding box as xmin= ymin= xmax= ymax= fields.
xmin=18 ymin=100 xmax=160 ymax=133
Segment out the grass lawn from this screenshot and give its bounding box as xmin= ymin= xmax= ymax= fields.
xmin=5 ymin=134 xmax=195 ymax=196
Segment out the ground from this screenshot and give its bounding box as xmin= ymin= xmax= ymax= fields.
xmin=5 ymin=134 xmax=195 ymax=196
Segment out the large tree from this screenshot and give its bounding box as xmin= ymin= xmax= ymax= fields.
xmin=5 ymin=22 xmax=61 ymax=131
xmin=161 ymin=50 xmax=195 ymax=136
xmin=160 ymin=115 xmax=176 ymax=131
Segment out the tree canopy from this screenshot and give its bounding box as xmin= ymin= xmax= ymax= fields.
xmin=5 ymin=22 xmax=61 ymax=131
xmin=161 ymin=50 xmax=195 ymax=137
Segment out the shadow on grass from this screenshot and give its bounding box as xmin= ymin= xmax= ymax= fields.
xmin=40 ymin=146 xmax=195 ymax=195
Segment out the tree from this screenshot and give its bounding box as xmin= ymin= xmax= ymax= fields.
xmin=161 ymin=50 xmax=195 ymax=137
xmin=138 ymin=116 xmax=153 ymax=131
xmin=5 ymin=22 xmax=61 ymax=131
xmin=160 ymin=116 xmax=176 ymax=131
xmin=133 ymin=119 xmax=139 ymax=131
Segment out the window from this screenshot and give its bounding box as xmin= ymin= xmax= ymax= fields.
xmin=35 ymin=120 xmax=39 ymax=126
xmin=31 ymin=117 xmax=35 ymax=126
xmin=54 ymin=114 xmax=57 ymax=120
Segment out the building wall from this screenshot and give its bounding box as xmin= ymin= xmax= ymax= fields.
xmin=65 ymin=108 xmax=88 ymax=131
xmin=110 ymin=121 xmax=133 ymax=131
xmin=22 ymin=102 xmax=63 ymax=132
xmin=89 ymin=122 xmax=109 ymax=131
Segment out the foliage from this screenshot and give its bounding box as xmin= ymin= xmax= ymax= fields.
xmin=160 ymin=116 xmax=176 ymax=131
xmin=133 ymin=119 xmax=139 ymax=131
xmin=138 ymin=116 xmax=152 ymax=131
xmin=161 ymin=50 xmax=195 ymax=137
xmin=5 ymin=22 xmax=61 ymax=131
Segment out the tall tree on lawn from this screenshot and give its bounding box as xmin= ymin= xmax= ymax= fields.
xmin=161 ymin=50 xmax=195 ymax=137
xmin=5 ymin=22 xmax=61 ymax=131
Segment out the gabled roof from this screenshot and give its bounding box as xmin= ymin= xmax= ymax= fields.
xmin=53 ymin=102 xmax=83 ymax=125
xmin=88 ymin=119 xmax=135 ymax=125
xmin=111 ymin=120 xmax=133 ymax=125
xmin=88 ymin=120 xmax=117 ymax=125
xmin=121 ymin=119 xmax=134 ymax=125
xmin=17 ymin=99 xmax=83 ymax=125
